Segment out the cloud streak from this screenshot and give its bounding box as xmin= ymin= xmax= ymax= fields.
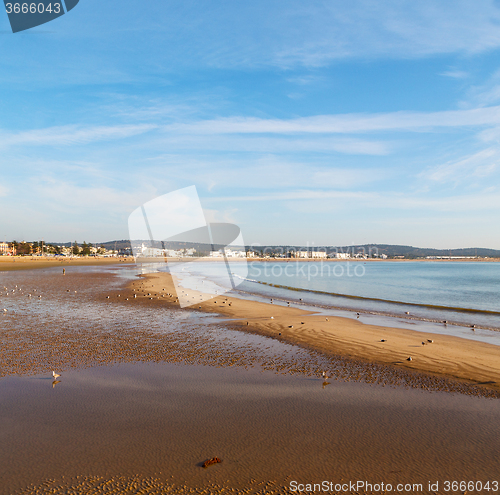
xmin=165 ymin=106 xmax=500 ymax=135
xmin=0 ymin=124 xmax=157 ymax=148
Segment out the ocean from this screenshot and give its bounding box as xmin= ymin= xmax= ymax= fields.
xmin=166 ymin=259 xmax=500 ymax=330
xmin=231 ymin=261 xmax=500 ymax=331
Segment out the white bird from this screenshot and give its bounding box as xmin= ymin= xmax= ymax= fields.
xmin=52 ymin=371 xmax=61 ymax=379
xmin=321 ymin=371 xmax=329 ymax=380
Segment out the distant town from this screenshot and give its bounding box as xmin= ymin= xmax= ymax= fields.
xmin=1 ymin=240 xmax=499 ymax=260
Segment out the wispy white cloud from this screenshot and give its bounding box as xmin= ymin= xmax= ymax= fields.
xmin=162 ymin=156 xmax=383 ymax=191
xmin=440 ymin=69 xmax=469 ymax=79
xmin=420 ymin=148 xmax=500 ymax=184
xmin=207 ymin=188 xmax=500 ymax=212
xmin=465 ymin=69 xmax=500 ymax=108
xmin=272 ymin=0 xmax=500 ymax=67
xmin=0 ymin=124 xmax=157 ymax=148
xmin=153 ymin=134 xmax=391 ymax=155
xmin=32 ymin=178 xmax=159 ymax=215
xmin=165 ymin=106 xmax=500 ymax=135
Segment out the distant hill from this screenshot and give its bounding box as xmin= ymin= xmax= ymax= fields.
xmin=46 ymin=241 xmax=500 ymax=258
xmin=329 ymin=244 xmax=500 ymax=258
xmin=246 ymin=243 xmax=500 ymax=258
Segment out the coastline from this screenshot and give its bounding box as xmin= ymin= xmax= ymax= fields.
xmin=128 ymin=271 xmax=500 ymax=392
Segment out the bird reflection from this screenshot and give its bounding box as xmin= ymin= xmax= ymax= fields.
xmin=322 ymin=381 xmax=331 ymax=389
xmin=52 ymin=380 xmax=61 ymax=388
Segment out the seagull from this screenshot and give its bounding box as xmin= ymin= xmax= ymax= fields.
xmin=52 ymin=371 xmax=61 ymax=379
xmin=407 ymin=356 xmax=412 ymax=361
xmin=321 ymin=371 xmax=329 ymax=380
xmin=427 ymin=339 xmax=434 ymax=343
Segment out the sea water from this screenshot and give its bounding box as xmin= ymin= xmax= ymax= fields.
xmin=168 ymin=260 xmax=500 ymax=331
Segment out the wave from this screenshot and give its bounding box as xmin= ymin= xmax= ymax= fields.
xmin=246 ymin=280 xmax=500 ymax=317
xmin=232 ymin=273 xmax=258 ymax=283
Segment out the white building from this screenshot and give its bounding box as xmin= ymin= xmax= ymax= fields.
xmin=224 ymin=248 xmax=246 ymax=257
xmin=295 ymin=250 xmax=327 ymax=259
xmin=332 ymin=252 xmax=350 ymax=259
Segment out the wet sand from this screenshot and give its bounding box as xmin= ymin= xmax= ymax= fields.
xmin=0 ymin=256 xmax=133 ymax=271
xmin=3 ymin=362 xmax=500 ymax=494
xmin=133 ymin=271 xmax=500 ymax=392
xmin=1 ymin=266 xmax=500 ymax=494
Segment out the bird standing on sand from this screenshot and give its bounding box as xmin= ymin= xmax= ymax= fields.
xmin=321 ymin=371 xmax=329 ymax=380
xmin=52 ymin=371 xmax=61 ymax=379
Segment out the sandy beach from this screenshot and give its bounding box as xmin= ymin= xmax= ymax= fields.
xmin=129 ymin=270 xmax=500 ymax=392
xmin=0 ymin=256 xmax=134 ymax=271
xmin=1 ymin=264 xmax=499 ymax=494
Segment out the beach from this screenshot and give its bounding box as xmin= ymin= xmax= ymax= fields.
xmin=1 ymin=263 xmax=499 ymax=494
xmin=0 ymin=256 xmax=134 ymax=271
xmin=131 ymin=270 xmax=500 ymax=392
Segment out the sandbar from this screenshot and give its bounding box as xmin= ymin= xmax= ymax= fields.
xmin=130 ymin=271 xmax=500 ymax=391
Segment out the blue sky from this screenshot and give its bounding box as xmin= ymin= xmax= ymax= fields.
xmin=1 ymin=0 xmax=500 ymax=248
